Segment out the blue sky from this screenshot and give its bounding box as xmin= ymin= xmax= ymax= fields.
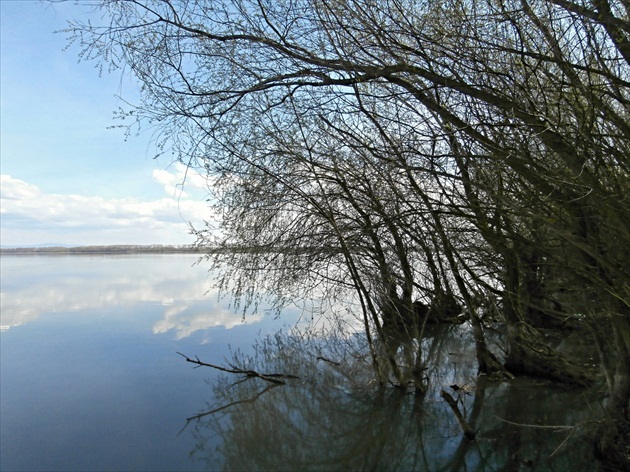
xmin=1 ymin=1 xmax=210 ymax=246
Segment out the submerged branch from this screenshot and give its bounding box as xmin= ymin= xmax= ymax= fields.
xmin=177 ymin=352 xmax=300 ymax=384
xmin=494 ymin=415 xmax=579 ymax=430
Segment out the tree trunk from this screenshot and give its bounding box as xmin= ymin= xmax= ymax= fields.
xmin=502 ymin=252 xmax=592 ymax=385
xmin=593 ymin=312 xmax=630 ymax=470
xmin=470 ymin=310 xmax=511 ymax=378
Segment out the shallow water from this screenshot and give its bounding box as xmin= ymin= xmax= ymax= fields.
xmin=1 ymin=254 xmax=604 ymax=471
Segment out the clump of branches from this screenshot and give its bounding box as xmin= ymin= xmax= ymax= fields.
xmin=64 ymin=1 xmax=630 ymax=467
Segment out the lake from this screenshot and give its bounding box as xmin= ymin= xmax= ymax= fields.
xmin=1 ymin=254 xmax=604 ymax=471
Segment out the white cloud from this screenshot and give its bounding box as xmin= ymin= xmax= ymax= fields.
xmin=0 ymin=174 xmax=41 ymax=200
xmin=0 ymin=172 xmax=215 ymax=246
xmin=152 ymin=162 xmax=209 ymax=198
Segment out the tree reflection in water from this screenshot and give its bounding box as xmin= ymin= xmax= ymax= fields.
xmin=183 ymin=325 xmax=602 ymax=471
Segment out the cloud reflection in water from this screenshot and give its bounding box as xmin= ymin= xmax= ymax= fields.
xmin=0 ymin=254 xmax=262 ymax=336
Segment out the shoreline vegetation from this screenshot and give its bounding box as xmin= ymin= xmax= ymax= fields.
xmin=0 ymin=245 xmax=208 ymax=255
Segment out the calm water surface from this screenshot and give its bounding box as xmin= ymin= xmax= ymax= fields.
xmin=1 ymin=254 xmax=299 ymax=471
xmin=1 ymin=255 xmax=603 ymax=471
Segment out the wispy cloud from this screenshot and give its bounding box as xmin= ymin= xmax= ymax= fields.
xmin=0 ymin=167 xmax=213 ymax=246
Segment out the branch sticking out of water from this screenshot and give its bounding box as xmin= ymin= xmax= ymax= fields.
xmin=316 ymin=355 xmax=341 ymax=366
xmin=176 ymin=352 xmax=300 ymax=385
xmin=441 ymin=390 xmax=476 ymax=439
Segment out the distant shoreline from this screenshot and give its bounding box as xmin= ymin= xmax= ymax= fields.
xmin=0 ymin=245 xmax=206 ymax=255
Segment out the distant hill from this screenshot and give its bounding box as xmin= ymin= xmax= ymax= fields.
xmin=0 ymin=244 xmax=205 ymax=255
xmin=0 ymin=243 xmax=74 ymax=249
